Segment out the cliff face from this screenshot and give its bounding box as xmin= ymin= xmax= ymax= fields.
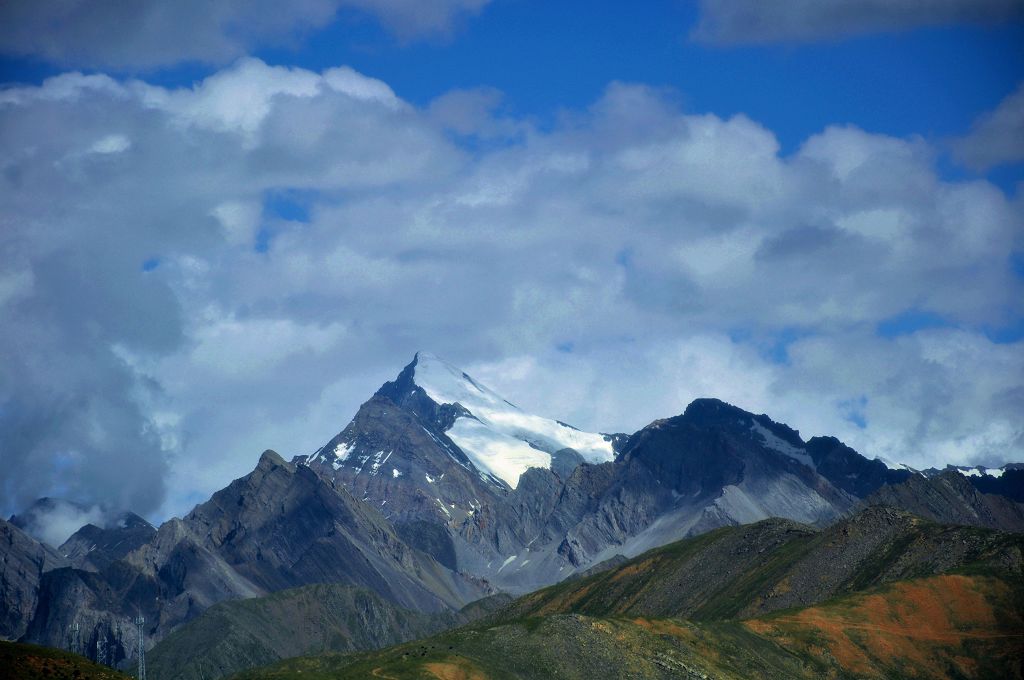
xmin=58 ymin=513 xmax=156 ymax=573
xmin=0 ymin=519 xmax=66 ymax=640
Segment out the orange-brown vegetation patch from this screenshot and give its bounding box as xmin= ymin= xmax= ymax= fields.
xmin=610 ymin=557 xmax=655 ymax=582
xmin=630 ymin=617 xmax=695 ymax=641
xmin=744 ymin=575 xmax=1024 ymax=679
xmin=536 ymin=581 xmax=596 ymax=615
xmin=771 ymin=576 xmax=792 ymax=597
xmin=423 ymin=657 xmax=490 ymax=680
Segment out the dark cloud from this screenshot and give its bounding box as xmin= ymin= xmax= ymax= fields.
xmin=953 ymin=83 xmax=1024 ymax=170
xmin=692 ymin=0 xmax=1024 ymax=45
xmin=0 ymin=0 xmax=490 ymax=70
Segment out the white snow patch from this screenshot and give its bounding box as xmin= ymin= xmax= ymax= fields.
xmin=412 ymin=352 xmax=614 ymax=488
xmin=368 ymin=450 xmax=392 ymax=475
xmin=445 ymin=417 xmax=551 ymax=489
xmin=750 ymin=421 xmax=815 ymax=469
xmin=878 ymin=457 xmax=921 ymax=474
xmin=425 ymin=473 xmax=435 ymax=483
xmin=958 ymin=466 xmax=1004 ymax=478
xmin=497 ymin=555 xmax=517 ymax=573
xmin=391 ymin=468 xmax=402 ymax=478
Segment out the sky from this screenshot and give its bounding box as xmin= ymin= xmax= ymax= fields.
xmin=1 ymin=0 xmax=1023 ymax=537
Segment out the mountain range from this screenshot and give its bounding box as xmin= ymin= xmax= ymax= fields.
xmin=2 ymin=351 xmax=1022 ymax=678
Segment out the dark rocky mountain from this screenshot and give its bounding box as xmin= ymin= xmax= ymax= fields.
xmin=305 ymin=354 xmax=891 ymax=593
xmin=804 ymin=435 xmax=914 ymax=496
xmin=865 ymin=469 xmax=1024 ymax=532
xmin=0 ymin=519 xmax=66 ymax=640
xmin=15 ymin=450 xmax=491 ymax=670
xmin=923 ymin=463 xmax=1024 ymax=502
xmin=58 ymin=513 xmax=155 ymax=573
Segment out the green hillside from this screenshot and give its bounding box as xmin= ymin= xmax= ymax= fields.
xmin=498 ymin=507 xmax=1024 ymax=622
xmin=224 ymin=507 xmax=1024 ymax=680
xmin=147 ymin=583 xmax=511 ymax=680
xmin=0 ymin=640 xmax=132 ymax=680
xmin=227 ymin=571 xmax=1024 ymax=680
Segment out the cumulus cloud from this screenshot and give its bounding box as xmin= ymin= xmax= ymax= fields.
xmin=953 ymin=83 xmax=1024 ymax=170
xmin=1 ymin=59 xmax=1021 ymax=521
xmin=0 ymin=0 xmax=490 ymax=70
xmin=692 ymin=0 xmax=1024 ymax=45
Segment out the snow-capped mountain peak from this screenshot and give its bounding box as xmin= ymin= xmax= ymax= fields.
xmin=410 ymin=352 xmax=615 ymax=488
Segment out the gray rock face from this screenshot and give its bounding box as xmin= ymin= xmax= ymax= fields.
xmin=0 ymin=519 xmax=66 ymax=640
xmin=304 ymin=394 xmax=503 ymax=529
xmin=18 ymin=450 xmax=491 ymax=668
xmin=59 ymin=512 xmax=156 ymax=573
xmin=805 ymin=436 xmax=913 ymax=497
xmin=452 ymin=398 xmax=858 ymax=592
xmin=866 ymin=470 xmax=1024 ymax=532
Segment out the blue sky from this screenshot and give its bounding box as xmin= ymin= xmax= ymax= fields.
xmin=1 ymin=0 xmax=1022 ymax=526
xmin=4 ymin=2 xmax=1023 ymax=161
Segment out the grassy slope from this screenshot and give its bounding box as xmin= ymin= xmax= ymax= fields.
xmin=497 ymin=511 xmax=1024 ymax=622
xmin=0 ymin=640 xmax=132 ymax=680
xmin=227 ymin=510 xmax=1024 ymax=680
xmin=230 ymin=572 xmax=1024 ymax=680
xmin=147 ymin=584 xmax=512 ymax=680
xmin=745 ymin=572 xmax=1024 ymax=680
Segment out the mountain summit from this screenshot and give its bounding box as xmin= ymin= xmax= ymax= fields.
xmin=302 ymin=353 xmax=890 ymax=591
xmin=308 ymin=352 xmax=615 ymax=490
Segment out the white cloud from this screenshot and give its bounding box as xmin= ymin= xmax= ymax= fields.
xmin=14 ymin=500 xmax=107 ymax=548
xmin=190 ymin=315 xmax=347 ymax=377
xmin=953 ymin=83 xmax=1024 ymax=171
xmin=692 ymin=0 xmax=1024 ymax=45
xmin=89 ymin=134 xmax=131 ymax=154
xmin=0 ymin=60 xmax=1020 ymax=522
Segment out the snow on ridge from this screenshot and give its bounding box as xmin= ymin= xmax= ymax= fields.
xmin=306 ymin=440 xmax=354 ymax=469
xmin=954 ymin=465 xmax=1005 ymax=478
xmin=749 ymin=421 xmax=815 ymax=469
xmin=412 ymin=352 xmax=614 ymax=488
xmin=878 ymin=457 xmax=923 ymax=475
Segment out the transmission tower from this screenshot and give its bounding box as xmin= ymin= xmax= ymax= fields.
xmin=69 ymin=621 xmax=80 ymax=655
xmin=134 ymin=616 xmax=147 ymax=680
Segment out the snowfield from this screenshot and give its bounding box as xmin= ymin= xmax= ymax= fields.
xmin=413 ymin=352 xmax=615 ymax=487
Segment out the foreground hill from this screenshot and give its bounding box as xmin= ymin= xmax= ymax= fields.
xmin=230 ymin=571 xmax=1024 ymax=680
xmin=147 ymin=584 xmax=512 ymax=680
xmin=228 ymin=509 xmax=1024 ymax=679
xmin=0 ymin=640 xmax=131 ymax=680
xmin=497 ymin=506 xmax=1024 ymax=622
